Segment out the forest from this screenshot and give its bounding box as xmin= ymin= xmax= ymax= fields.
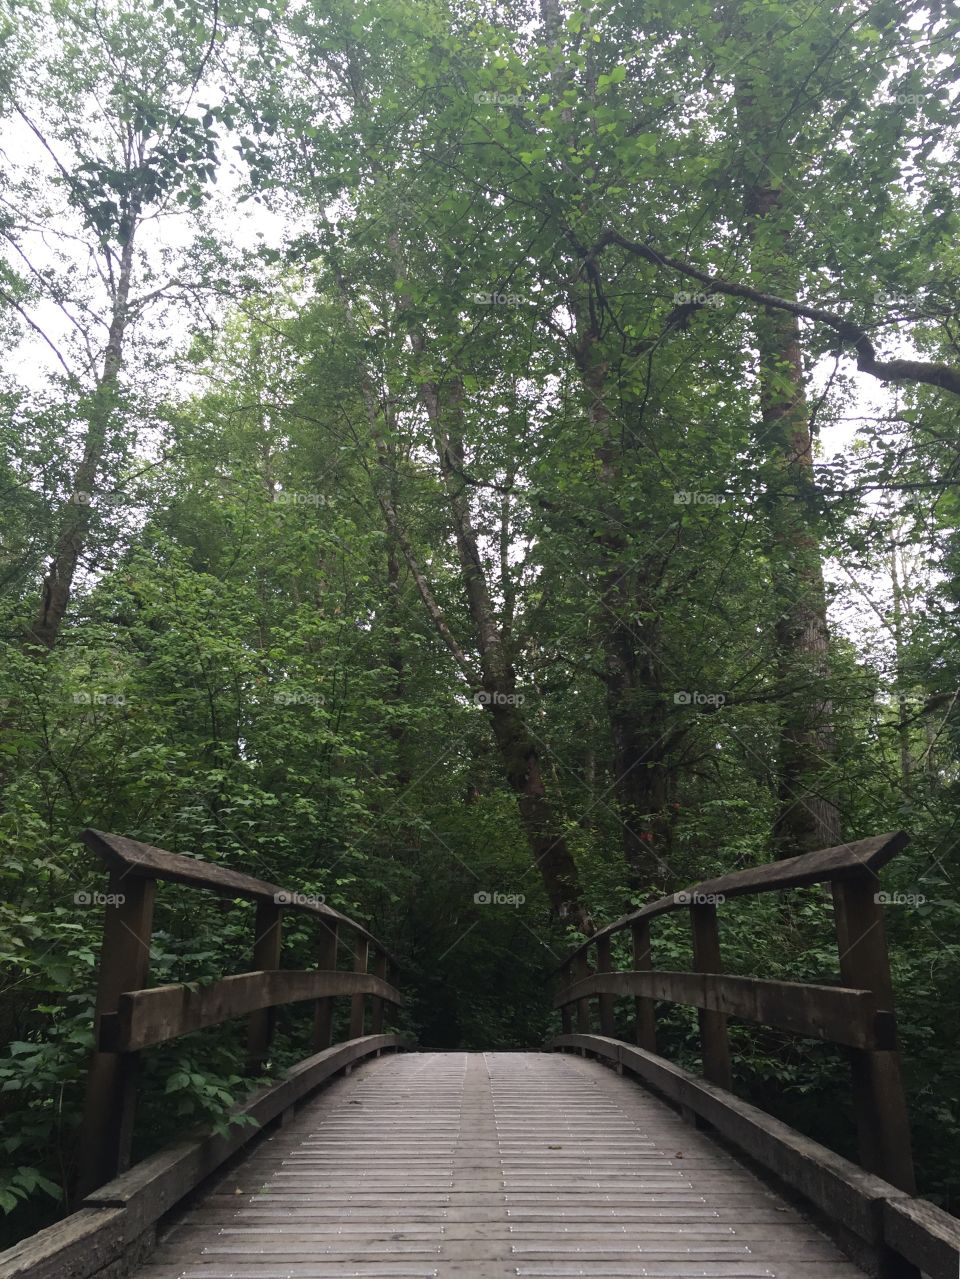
xmin=0 ymin=0 xmax=958 ymax=1248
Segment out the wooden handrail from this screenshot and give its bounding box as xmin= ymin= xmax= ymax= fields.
xmin=553 ymin=830 xmax=915 ymax=1192
xmin=562 ymin=830 xmax=909 ymax=966
xmin=80 ymin=828 xmax=396 ymax=963
xmin=77 ymin=830 xmax=402 ymax=1197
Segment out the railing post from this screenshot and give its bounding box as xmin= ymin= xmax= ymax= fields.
xmin=78 ymin=872 xmax=155 ymax=1195
xmin=595 ymin=935 xmax=616 ymax=1037
xmin=690 ymin=900 xmax=732 ymax=1089
xmin=349 ymin=936 xmax=369 ymax=1039
xmin=574 ymin=950 xmax=591 ymax=1033
xmin=559 ymin=962 xmax=573 ymax=1034
xmin=370 ymin=948 xmax=387 ymax=1034
xmin=246 ymin=898 xmax=283 ymax=1068
xmin=631 ymin=918 xmax=656 ymax=1052
xmin=833 ymin=875 xmax=916 ymax=1192
xmin=312 ymin=918 xmax=339 ymax=1052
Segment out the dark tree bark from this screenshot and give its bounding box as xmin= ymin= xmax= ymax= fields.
xmin=737 ymin=92 xmax=842 ymax=857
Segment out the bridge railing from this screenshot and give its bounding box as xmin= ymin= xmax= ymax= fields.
xmin=553 ymin=830 xmax=915 ymax=1193
xmin=77 ymin=828 xmax=404 ymax=1196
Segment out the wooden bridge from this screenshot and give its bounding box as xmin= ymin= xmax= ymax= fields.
xmin=2 ymin=829 xmax=959 ymax=1279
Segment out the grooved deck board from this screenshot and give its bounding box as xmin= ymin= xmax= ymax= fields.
xmin=135 ymin=1052 xmax=865 ymax=1278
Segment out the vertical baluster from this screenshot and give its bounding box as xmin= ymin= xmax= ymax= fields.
xmin=312 ymin=918 xmax=339 ymax=1052
xmin=575 ymin=949 xmax=591 ymax=1033
xmin=690 ymin=901 xmax=731 ymax=1089
xmin=595 ymin=934 xmax=616 ymax=1037
xmin=560 ymin=961 xmax=573 ymax=1034
xmin=349 ymin=936 xmax=370 ymax=1039
xmin=631 ymin=918 xmax=657 ymax=1052
xmin=370 ymin=949 xmax=387 ymax=1034
xmin=833 ymin=875 xmax=915 ymax=1192
xmin=78 ymin=872 xmax=156 ymax=1194
xmin=246 ymin=898 xmax=283 ymax=1068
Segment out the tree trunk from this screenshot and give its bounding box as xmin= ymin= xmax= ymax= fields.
xmin=422 ymin=372 xmax=591 ymax=931
xmin=26 ymin=226 xmax=137 ymax=650
xmin=737 ymin=97 xmax=842 ymax=857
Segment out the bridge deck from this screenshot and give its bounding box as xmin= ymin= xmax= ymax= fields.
xmin=135 ymin=1051 xmax=863 ymax=1279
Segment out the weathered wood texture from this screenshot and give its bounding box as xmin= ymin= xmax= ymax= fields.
xmin=99 ymin=970 xmax=404 ymax=1052
xmin=550 ymin=1035 xmax=953 ymax=1277
xmin=311 ymin=922 xmax=338 ymax=1052
xmin=80 ymin=829 xmax=393 ymax=959
xmin=555 ymin=831 xmax=914 ymax=1194
xmin=112 ymin=1052 xmax=872 ymax=1279
xmin=77 ymin=874 xmax=155 ymax=1197
xmin=3 ymin=1048 xmax=952 ymax=1279
xmin=75 ymin=829 xmax=402 ymax=1198
xmin=833 ymin=876 xmax=916 ymax=1193
xmin=0 ymin=1036 xmax=406 ymax=1279
xmin=566 ymin=831 xmax=909 ymax=961
xmin=555 ymin=970 xmax=893 ymax=1050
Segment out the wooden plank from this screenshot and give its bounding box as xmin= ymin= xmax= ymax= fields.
xmin=548 ymin=1033 xmax=910 ymax=1247
xmin=833 ymin=876 xmax=916 ymax=1193
xmin=100 ymin=970 xmax=404 ymax=1052
xmin=82 ymin=1036 xmax=407 ymax=1237
xmin=312 ymin=921 xmax=339 ymax=1052
xmin=349 ymin=936 xmax=369 ymax=1039
xmin=77 ymin=872 xmax=155 ymax=1196
xmin=632 ymin=918 xmax=656 ymax=1051
xmin=127 ymin=1050 xmax=873 ymax=1279
xmin=555 ymin=971 xmax=890 ymax=1051
xmin=246 ymin=900 xmax=282 ymax=1068
xmin=563 ymin=831 xmax=909 ymax=965
xmin=80 ymin=829 xmax=395 ymax=961
xmin=0 ymin=1207 xmax=127 ymax=1279
xmin=883 ymin=1196 xmax=960 ymax=1279
xmin=594 ymin=934 xmax=616 ymax=1036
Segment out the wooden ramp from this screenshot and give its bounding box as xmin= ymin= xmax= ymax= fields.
xmin=135 ymin=1051 xmax=863 ymax=1279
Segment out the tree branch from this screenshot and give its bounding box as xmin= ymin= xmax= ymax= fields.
xmin=587 ymin=228 xmax=960 ymax=397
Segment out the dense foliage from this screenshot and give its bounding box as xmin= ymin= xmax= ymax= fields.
xmin=0 ymin=0 xmax=958 ymax=1243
